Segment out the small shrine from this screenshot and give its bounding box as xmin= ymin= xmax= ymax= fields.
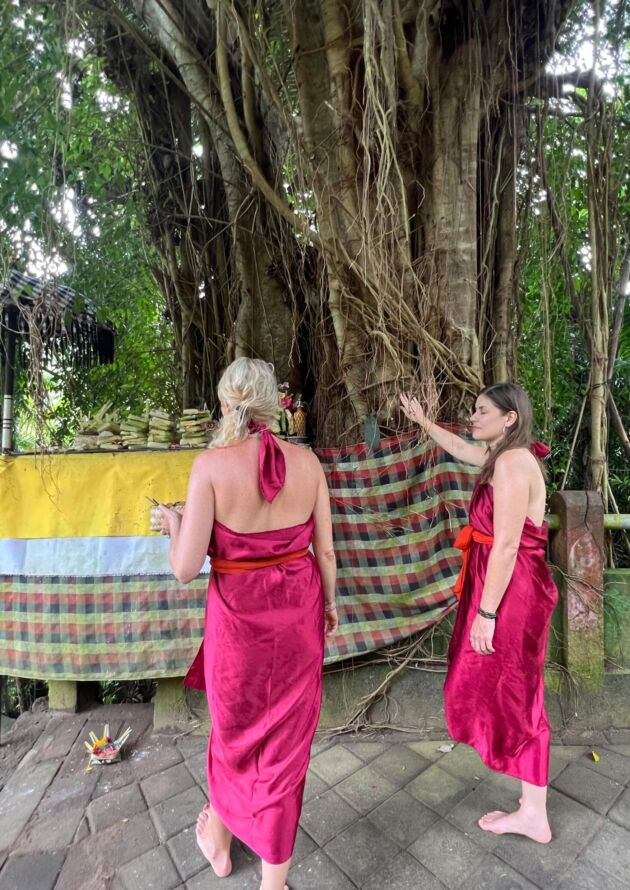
xmin=0 ymin=268 xmax=115 ymax=451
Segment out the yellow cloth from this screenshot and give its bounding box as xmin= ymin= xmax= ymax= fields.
xmin=0 ymin=451 xmax=198 ymax=539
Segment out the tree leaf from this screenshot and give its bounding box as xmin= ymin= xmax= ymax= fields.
xmin=363 ymin=415 xmax=380 ymax=452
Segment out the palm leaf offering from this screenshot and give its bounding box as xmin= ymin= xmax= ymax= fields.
xmin=120 ymin=414 xmax=150 ymax=447
xmin=148 ymin=410 xmax=178 ymax=449
xmin=73 ymin=402 xmax=118 ymax=450
xmin=178 ymin=408 xmax=214 ymax=447
xmin=84 ymin=723 xmax=132 ymax=771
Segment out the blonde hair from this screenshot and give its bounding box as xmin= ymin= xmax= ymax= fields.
xmin=209 ymin=358 xmax=280 ymax=449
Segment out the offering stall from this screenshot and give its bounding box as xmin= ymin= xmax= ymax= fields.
xmin=0 ymin=449 xmax=205 ymax=683
xmin=1 ymin=271 xmax=475 ymax=726
xmin=0 ymin=434 xmax=475 ymax=723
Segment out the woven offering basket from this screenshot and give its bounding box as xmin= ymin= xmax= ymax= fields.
xmin=149 ymin=500 xmax=185 ymax=532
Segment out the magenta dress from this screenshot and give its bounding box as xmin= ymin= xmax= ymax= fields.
xmin=444 ymin=482 xmax=558 ymax=786
xmin=184 ymin=430 xmax=324 ymax=864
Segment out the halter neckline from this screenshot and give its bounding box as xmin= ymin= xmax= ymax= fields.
xmin=248 ymin=422 xmax=286 ymax=502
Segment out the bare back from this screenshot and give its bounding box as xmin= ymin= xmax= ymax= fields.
xmin=490 ymin=448 xmax=547 ymax=528
xmin=204 ymin=435 xmax=322 ymax=533
xmin=171 ymin=431 xmax=334 ymax=585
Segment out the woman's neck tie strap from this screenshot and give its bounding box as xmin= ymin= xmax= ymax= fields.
xmin=248 ymin=422 xmax=286 ymax=503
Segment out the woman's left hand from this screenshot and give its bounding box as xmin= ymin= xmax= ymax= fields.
xmin=324 ymin=605 xmax=338 ymax=637
xmin=158 ymin=505 xmax=182 ymax=537
xmin=469 ymin=614 xmax=495 ymax=655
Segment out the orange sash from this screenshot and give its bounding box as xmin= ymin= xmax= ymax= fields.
xmin=211 ymin=547 xmax=310 ymax=575
xmin=453 ymin=525 xmax=494 ymax=599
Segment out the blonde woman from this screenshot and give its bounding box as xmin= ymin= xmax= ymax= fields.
xmin=160 ymin=359 xmax=337 ymax=890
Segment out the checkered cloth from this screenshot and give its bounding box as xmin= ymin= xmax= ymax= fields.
xmin=0 ymin=434 xmax=476 ymax=678
xmin=0 ymin=575 xmax=207 ymax=680
xmin=317 ymin=432 xmax=477 ymax=663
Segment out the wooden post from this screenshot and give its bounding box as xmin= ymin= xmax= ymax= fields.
xmin=549 ymin=491 xmax=605 ymax=688
xmin=1 ymin=308 xmax=18 ymax=453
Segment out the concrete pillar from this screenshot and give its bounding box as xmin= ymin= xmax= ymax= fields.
xmin=47 ymin=680 xmax=78 ymax=712
xmin=47 ymin=680 xmax=100 ymax=712
xmin=152 ymin=677 xmax=189 ymax=731
xmin=549 ymin=490 xmax=605 ymax=689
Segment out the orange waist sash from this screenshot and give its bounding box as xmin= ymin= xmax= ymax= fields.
xmin=211 ymin=547 xmax=310 ymax=575
xmin=453 ymin=525 xmax=494 ymax=599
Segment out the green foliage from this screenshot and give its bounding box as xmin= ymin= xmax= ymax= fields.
xmin=0 ymin=677 xmax=48 ymax=717
xmin=0 ymin=1 xmax=178 ymax=445
xmin=516 ymin=0 xmax=630 ymax=520
xmin=100 ymin=679 xmax=156 ymax=705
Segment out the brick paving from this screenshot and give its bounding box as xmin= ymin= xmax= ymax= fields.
xmin=1 ymin=704 xmax=630 ymax=889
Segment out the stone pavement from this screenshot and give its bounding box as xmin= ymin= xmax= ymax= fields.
xmin=1 ymin=704 xmax=630 ymax=890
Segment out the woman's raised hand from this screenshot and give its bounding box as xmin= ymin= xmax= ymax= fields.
xmin=400 ymin=393 xmax=427 ymax=427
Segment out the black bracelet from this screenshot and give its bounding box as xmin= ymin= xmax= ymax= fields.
xmin=478 ymin=606 xmax=497 ymax=620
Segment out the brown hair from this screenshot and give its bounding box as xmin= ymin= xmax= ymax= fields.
xmin=477 ymin=382 xmax=544 ymax=484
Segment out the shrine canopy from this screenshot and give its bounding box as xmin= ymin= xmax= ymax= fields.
xmin=1 ymin=268 xmax=115 ymax=450
xmin=0 ymin=268 xmax=115 ymax=365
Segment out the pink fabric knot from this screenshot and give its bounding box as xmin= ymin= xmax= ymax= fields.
xmin=530 ymin=441 xmax=550 ymax=459
xmin=249 ymin=422 xmax=286 ymax=502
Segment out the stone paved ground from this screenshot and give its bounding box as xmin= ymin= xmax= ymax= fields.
xmin=1 ymin=704 xmax=630 ymax=890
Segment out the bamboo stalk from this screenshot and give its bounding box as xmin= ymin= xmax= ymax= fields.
xmin=609 ymin=393 xmax=630 ymax=464
xmin=606 ymin=484 xmax=630 ymax=557
xmin=561 ymin=379 xmax=589 ymax=490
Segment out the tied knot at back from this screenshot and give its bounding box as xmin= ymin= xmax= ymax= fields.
xmin=248 ymin=421 xmax=286 ymax=502
xmin=530 ymin=441 xmax=550 ymax=459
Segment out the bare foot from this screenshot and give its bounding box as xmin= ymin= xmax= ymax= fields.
xmin=196 ymin=805 xmax=232 ymax=877
xmin=478 ymin=808 xmax=552 ymax=844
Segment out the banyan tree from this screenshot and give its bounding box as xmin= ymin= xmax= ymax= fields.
xmin=55 ymin=0 xmax=625 ymax=482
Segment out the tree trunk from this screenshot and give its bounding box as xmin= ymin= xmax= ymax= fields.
xmin=130 ymin=0 xmax=304 ymax=394
xmin=288 ymin=0 xmax=373 ymax=425
xmin=80 ymin=0 xmax=579 ymax=442
xmin=486 ymin=108 xmax=523 ymax=383
xmin=420 ymin=37 xmax=483 ymax=388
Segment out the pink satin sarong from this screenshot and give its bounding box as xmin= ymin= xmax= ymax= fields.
xmin=444 ymin=482 xmax=558 ymax=786
xmin=184 ymin=428 xmax=324 ymax=864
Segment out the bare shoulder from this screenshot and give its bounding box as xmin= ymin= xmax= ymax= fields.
xmin=494 ymin=448 xmax=538 ymax=475
xmin=190 ymin=448 xmax=223 ymax=479
xmin=280 ymin=440 xmax=323 ymax=476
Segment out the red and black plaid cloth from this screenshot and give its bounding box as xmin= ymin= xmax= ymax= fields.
xmin=317 ymin=432 xmax=477 ymax=663
xmin=0 ymin=434 xmax=477 ymax=679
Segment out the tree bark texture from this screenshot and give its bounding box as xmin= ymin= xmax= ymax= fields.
xmin=78 ymin=0 xmax=579 ymax=443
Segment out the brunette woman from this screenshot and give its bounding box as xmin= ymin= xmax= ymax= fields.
xmin=401 ymin=383 xmax=558 ymax=843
